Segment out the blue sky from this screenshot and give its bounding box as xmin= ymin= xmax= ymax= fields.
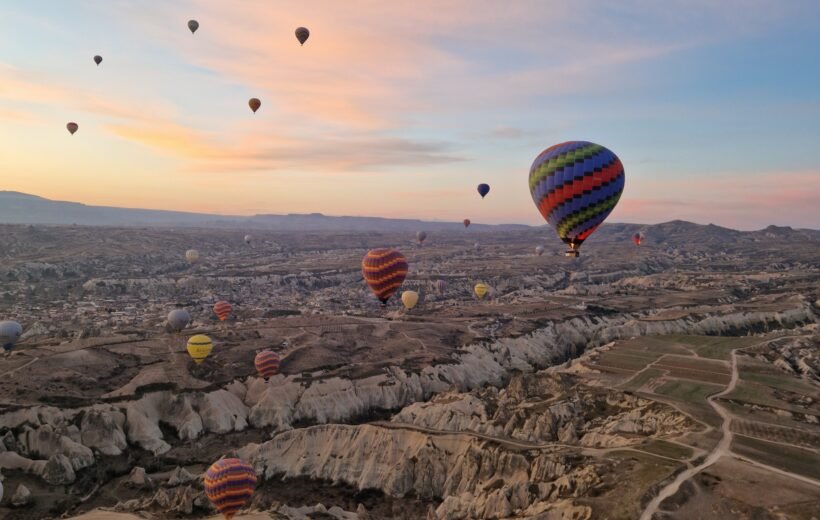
xmin=0 ymin=0 xmax=818 ymax=229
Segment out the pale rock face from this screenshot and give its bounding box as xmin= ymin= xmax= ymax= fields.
xmin=0 ymin=451 xmax=47 ymax=477
xmin=11 ymin=483 xmax=33 ymax=507
xmin=16 ymin=425 xmax=94 ymax=471
xmin=80 ymin=408 xmax=127 ymax=455
xmin=195 ymin=390 xmax=249 ymax=434
xmin=43 ymin=453 xmax=76 ymax=485
xmin=278 ymin=503 xmax=361 ymax=519
xmin=166 ymin=466 xmax=197 ymax=486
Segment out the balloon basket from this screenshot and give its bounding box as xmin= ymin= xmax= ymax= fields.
xmin=564 ymin=250 xmax=579 ymax=257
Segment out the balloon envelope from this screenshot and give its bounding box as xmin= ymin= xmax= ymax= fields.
xmin=463 ymin=219 xmax=471 ymax=228
xmin=204 ymin=458 xmax=257 ymax=519
xmin=0 ymin=320 xmax=23 ymax=352
xmin=93 ymin=55 xmax=102 ymax=65
xmin=255 ymin=350 xmax=281 ymax=380
xmin=185 ymin=249 xmax=200 ymax=264
xmin=474 ymin=283 xmax=490 ymax=300
xmin=416 ymin=231 xmax=427 ymax=244
xmin=167 ymin=309 xmax=191 ymax=332
xmin=213 ymin=301 xmax=232 ymax=321
xmin=244 ymin=234 xmax=253 ymax=245
xmin=362 ymin=249 xmax=408 ymax=304
xmin=477 ymin=183 xmax=490 ymax=198
xmin=248 ymin=98 xmax=261 ymax=113
xmin=535 ymin=245 xmax=545 ymax=256
xmin=632 ymin=232 xmax=644 ymax=246
xmin=401 ymin=290 xmax=419 ymax=309
xmin=528 ymin=141 xmax=625 ymax=254
xmin=66 ymin=122 xmax=78 ymax=135
xmin=187 ymin=19 xmax=199 ymax=33
xmin=186 ymin=334 xmax=212 ymax=364
xmin=295 ymin=26 xmax=310 ymax=45
xmin=433 ymin=280 xmax=446 ymax=293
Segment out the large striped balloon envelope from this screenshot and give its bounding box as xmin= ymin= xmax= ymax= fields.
xmin=528 ymin=141 xmax=625 ymax=256
xmin=186 ymin=334 xmax=213 ymax=364
xmin=213 ymin=300 xmax=233 ymax=321
xmin=361 ymin=248 xmax=408 ymax=304
xmin=254 ymin=350 xmax=281 ymax=380
xmin=203 ymin=458 xmax=257 ymax=519
xmin=474 ymin=283 xmax=490 ymax=300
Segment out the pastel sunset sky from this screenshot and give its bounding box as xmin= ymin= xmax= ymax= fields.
xmin=1 ymin=0 xmax=818 ymax=229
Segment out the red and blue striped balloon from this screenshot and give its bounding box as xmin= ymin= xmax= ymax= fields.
xmin=213 ymin=301 xmax=232 ymax=321
xmin=529 ymin=141 xmax=625 ymax=254
xmin=254 ymin=350 xmax=281 ymax=380
xmin=203 ymin=458 xmax=257 ymax=519
xmin=361 ymin=249 xmax=408 ymax=304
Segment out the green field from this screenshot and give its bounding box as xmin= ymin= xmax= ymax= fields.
xmin=639 ymin=439 xmax=694 ymax=460
xmin=732 ymin=436 xmax=820 ymax=481
xmin=621 ymin=368 xmax=664 ymax=391
xmin=662 ymin=335 xmax=760 ymax=360
xmin=615 ymin=336 xmax=694 ymax=356
xmin=596 ymin=351 xmax=658 ymax=371
xmin=740 ymin=371 xmax=820 ymax=400
xmin=723 ymin=381 xmax=815 ymax=414
xmin=654 ymin=379 xmax=724 ymax=402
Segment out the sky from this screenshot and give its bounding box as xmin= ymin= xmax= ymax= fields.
xmin=0 ymin=0 xmax=819 ymax=230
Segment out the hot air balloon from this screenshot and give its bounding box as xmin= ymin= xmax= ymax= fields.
xmin=186 ymin=334 xmax=213 ymax=364
xmin=213 ymin=301 xmax=232 ymax=321
xmin=244 ymin=234 xmax=253 ymax=246
xmin=433 ymin=280 xmax=446 ymax=294
xmin=361 ymin=249 xmax=408 ymax=304
xmin=248 ymin=98 xmax=261 ymax=113
xmin=473 ymin=242 xmax=480 ymax=251
xmin=632 ymin=232 xmax=644 ymax=246
xmin=93 ymin=55 xmax=102 ymax=66
xmin=416 ymin=231 xmax=427 ymax=245
xmin=167 ymin=309 xmax=191 ymax=332
xmin=401 ymin=290 xmax=419 ymax=310
xmin=0 ymin=321 xmax=23 ymax=352
xmin=254 ymin=350 xmax=281 ymax=381
xmin=477 ymin=183 xmax=490 ymax=198
xmin=295 ymin=27 xmax=310 ymax=45
xmin=463 ymin=219 xmax=471 ymax=228
xmin=185 ymin=249 xmax=200 ymax=264
xmin=528 ymin=141 xmax=625 ymax=257
xmin=535 ymin=245 xmax=544 ymax=256
xmin=66 ymin=122 xmax=78 ymax=135
xmin=474 ymin=283 xmax=490 ymax=300
xmin=204 ymin=458 xmax=257 ymax=519
xmin=187 ymin=20 xmax=199 ymax=34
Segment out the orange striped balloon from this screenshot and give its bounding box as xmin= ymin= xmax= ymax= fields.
xmin=213 ymin=301 xmax=232 ymax=321
xmin=254 ymin=350 xmax=281 ymax=380
xmin=203 ymin=458 xmax=257 ymax=519
xmin=361 ymin=248 xmax=408 ymax=304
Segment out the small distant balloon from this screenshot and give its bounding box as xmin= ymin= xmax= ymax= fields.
xmin=0 ymin=321 xmax=23 ymax=352
xmin=66 ymin=122 xmax=78 ymax=135
xmin=474 ymin=283 xmax=490 ymax=300
xmin=204 ymin=458 xmax=257 ymax=520
xmin=213 ymin=301 xmax=232 ymax=321
xmin=473 ymin=242 xmax=480 ymax=251
xmin=401 ymin=290 xmax=419 ymax=310
xmin=632 ymin=232 xmax=644 ymax=246
xmin=295 ymin=26 xmax=310 ymax=45
xmin=255 ymin=350 xmax=281 ymax=381
xmin=187 ymin=19 xmax=199 ymax=34
xmin=186 ymin=334 xmax=212 ymax=364
xmin=535 ymin=245 xmax=544 ymax=256
xmin=93 ymin=55 xmax=102 ymax=66
xmin=433 ymin=280 xmax=446 ymax=293
xmin=244 ymin=234 xmax=253 ymax=245
xmin=463 ymin=219 xmax=471 ymax=228
xmin=416 ymin=231 xmax=427 ymax=245
xmin=185 ymin=249 xmax=200 ymax=264
xmin=167 ymin=309 xmax=191 ymax=332
xmin=248 ymin=98 xmax=261 ymax=113
xmin=477 ymin=183 xmax=490 ymax=198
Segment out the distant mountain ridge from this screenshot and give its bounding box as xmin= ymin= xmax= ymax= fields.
xmin=1 ymin=192 xmax=817 ymax=237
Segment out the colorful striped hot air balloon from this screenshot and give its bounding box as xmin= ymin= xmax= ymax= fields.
xmin=529 ymin=141 xmax=625 ymax=257
xmin=203 ymin=458 xmax=257 ymax=520
xmin=214 ymin=301 xmax=232 ymax=321
xmin=361 ymin=249 xmax=408 ymax=304
xmin=254 ymin=350 xmax=281 ymax=381
xmin=632 ymin=232 xmax=644 ymax=246
xmin=186 ymin=334 xmax=213 ymax=364
xmin=433 ymin=280 xmax=447 ymax=294
xmin=474 ymin=283 xmax=490 ymax=300
xmin=463 ymin=219 xmax=471 ymax=228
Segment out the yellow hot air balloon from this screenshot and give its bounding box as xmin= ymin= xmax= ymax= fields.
xmin=474 ymin=283 xmax=490 ymax=300
xmin=186 ymin=334 xmax=213 ymax=364
xmin=185 ymin=249 xmax=200 ymax=264
xmin=401 ymin=290 xmax=419 ymax=310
